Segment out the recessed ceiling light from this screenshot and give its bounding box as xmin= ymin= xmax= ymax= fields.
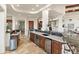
xmin=18 ymin=14 xmax=21 ymax=16
xmin=16 ymin=4 xmax=20 ymax=7
xmin=32 ymin=8 xmax=35 ymax=10
xmin=36 ymin=5 xmax=39 ymax=7
xmin=48 ymin=8 xmax=52 ymax=11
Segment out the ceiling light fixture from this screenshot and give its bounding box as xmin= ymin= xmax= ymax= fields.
xmin=16 ymin=4 xmax=20 ymax=7
xmin=32 ymin=8 xmax=35 ymax=10
xmin=11 ymin=4 xmax=52 ymax=14
xmin=48 ymin=8 xmax=52 ymax=11
xmin=18 ymin=14 xmax=21 ymax=15
xmin=36 ymin=5 xmax=39 ymax=7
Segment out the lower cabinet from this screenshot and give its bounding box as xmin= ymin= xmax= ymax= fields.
xmin=39 ymin=36 xmax=45 ymax=50
xmin=34 ymin=34 xmax=39 ymax=46
xmin=51 ymin=40 xmax=62 ymax=54
xmin=45 ymin=38 xmax=52 ymax=54
xmin=30 ymin=33 xmax=35 ymax=42
xmin=30 ymin=32 xmax=62 ymax=54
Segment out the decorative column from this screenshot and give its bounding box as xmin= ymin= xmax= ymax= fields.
xmin=12 ymin=17 xmax=16 ymax=30
xmin=57 ymin=15 xmax=64 ymax=32
xmin=41 ymin=9 xmax=49 ymax=31
xmin=0 ymin=5 xmax=6 ymax=53
xmin=25 ymin=19 xmax=29 ymax=37
xmin=12 ymin=17 xmax=19 ymax=30
xmin=34 ymin=19 xmax=38 ymax=29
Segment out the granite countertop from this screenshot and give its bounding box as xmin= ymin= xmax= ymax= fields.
xmin=10 ymin=32 xmax=20 ymax=36
xmin=30 ymin=31 xmax=64 ymax=43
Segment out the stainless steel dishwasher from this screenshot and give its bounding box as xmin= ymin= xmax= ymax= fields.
xmin=45 ymin=38 xmax=52 ymax=54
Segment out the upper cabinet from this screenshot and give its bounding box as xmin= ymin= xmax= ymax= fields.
xmin=38 ymin=21 xmax=42 ymax=30
xmin=6 ymin=19 xmax=12 ymax=32
xmin=65 ymin=4 xmax=79 ymax=13
xmin=6 ymin=16 xmax=12 ymax=32
xmin=29 ymin=21 xmax=34 ymax=30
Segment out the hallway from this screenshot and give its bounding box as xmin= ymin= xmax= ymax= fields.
xmin=5 ymin=35 xmax=46 ymax=54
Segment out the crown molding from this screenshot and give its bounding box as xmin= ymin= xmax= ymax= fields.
xmin=11 ymin=4 xmax=52 ymax=14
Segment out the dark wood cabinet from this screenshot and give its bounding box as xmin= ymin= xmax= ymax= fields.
xmin=29 ymin=21 xmax=34 ymax=30
xmin=39 ymin=36 xmax=45 ymax=50
xmin=51 ymin=40 xmax=62 ymax=54
xmin=6 ymin=19 xmax=12 ymax=30
xmin=34 ymin=34 xmax=39 ymax=46
xmin=30 ymin=33 xmax=35 ymax=42
xmin=30 ymin=32 xmax=62 ymax=54
xmin=38 ymin=21 xmax=42 ymax=30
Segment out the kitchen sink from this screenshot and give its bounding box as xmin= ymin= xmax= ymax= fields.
xmin=42 ymin=33 xmax=49 ymax=36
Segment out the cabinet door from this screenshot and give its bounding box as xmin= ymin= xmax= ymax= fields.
xmin=38 ymin=21 xmax=42 ymax=30
xmin=29 ymin=21 xmax=34 ymax=30
xmin=51 ymin=40 xmax=62 ymax=54
xmin=45 ymin=39 xmax=52 ymax=54
xmin=30 ymin=33 xmax=35 ymax=42
xmin=35 ymin=35 xmax=39 ymax=46
xmin=39 ymin=36 xmax=45 ymax=50
xmin=34 ymin=34 xmax=36 ymax=44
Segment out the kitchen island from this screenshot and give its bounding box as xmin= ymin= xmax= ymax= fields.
xmin=29 ymin=31 xmax=64 ymax=54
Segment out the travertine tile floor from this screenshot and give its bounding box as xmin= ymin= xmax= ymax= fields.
xmin=5 ymin=35 xmax=46 ymax=54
